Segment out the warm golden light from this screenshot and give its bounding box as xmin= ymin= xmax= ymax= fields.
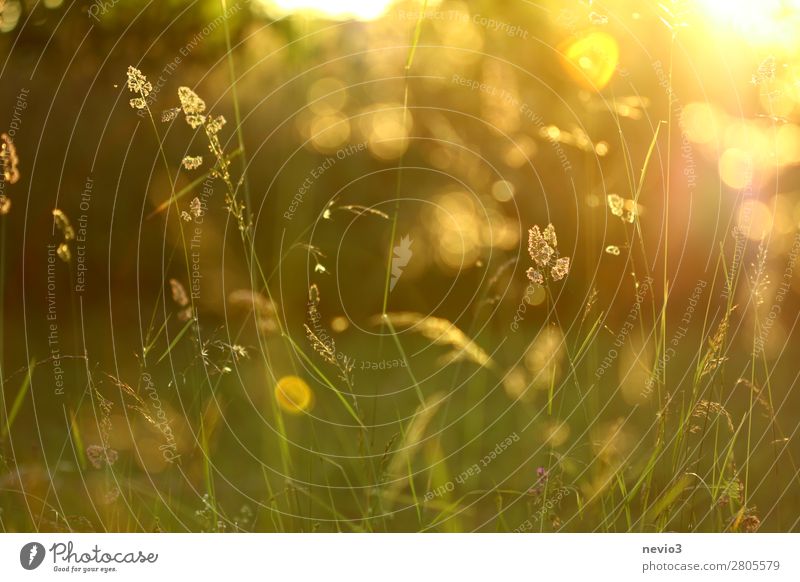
xmin=560 ymin=31 xmax=619 ymax=90
xmin=696 ymin=0 xmax=800 ymax=52
xmin=259 ymin=0 xmax=395 ymax=21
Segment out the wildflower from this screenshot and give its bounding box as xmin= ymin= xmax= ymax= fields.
xmin=126 ymin=66 xmax=152 ymax=97
xmin=0 ymin=195 xmax=10 ymax=215
xmin=129 ymin=97 xmax=147 ymax=110
xmin=528 ymin=466 xmax=550 ymax=495
xmin=605 ymin=245 xmax=620 ymax=255
xmin=182 ymin=156 xmax=203 ymax=170
xmin=739 ymin=512 xmax=761 ymax=533
xmin=180 ymin=211 xmax=192 ymax=222
xmin=274 ymin=375 xmax=314 ymax=414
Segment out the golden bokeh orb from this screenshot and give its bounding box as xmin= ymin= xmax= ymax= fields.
xmin=274 ymin=375 xmax=314 ymax=414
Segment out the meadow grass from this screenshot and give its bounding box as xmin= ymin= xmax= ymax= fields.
xmin=0 ymin=1 xmax=797 ymax=534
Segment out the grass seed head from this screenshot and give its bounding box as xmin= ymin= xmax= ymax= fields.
xmin=0 ymin=133 xmax=20 ymax=184
xmin=126 ymin=66 xmax=152 ymax=97
xmin=182 ymin=156 xmax=203 ymax=170
xmin=178 ymin=86 xmax=206 ymax=117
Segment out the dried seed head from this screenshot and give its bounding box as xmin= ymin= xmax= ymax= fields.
xmin=605 ymin=245 xmax=620 ymax=255
xmin=607 ymin=193 xmax=638 ymax=222
xmin=182 ymin=156 xmax=203 ymax=170
xmin=187 ymin=115 xmax=207 ymax=129
xmin=623 ymin=200 xmax=637 ymax=223
xmin=206 ymin=115 xmax=226 ymax=135
xmin=589 ymin=11 xmax=608 ymax=25
xmin=52 ymin=209 xmax=75 ymax=240
xmin=551 ymin=256 xmax=570 ymax=281
xmin=0 ymin=195 xmax=10 ymax=215
xmin=752 ymin=56 xmax=776 ymax=86
xmin=178 ymin=86 xmax=206 ymax=116
xmin=169 ymin=278 xmax=189 ymax=307
xmin=528 ymin=225 xmax=555 ymax=267
xmin=86 ymin=445 xmax=118 ymax=469
xmin=129 ymin=97 xmax=147 ymax=110
xmin=741 ymin=513 xmax=761 ymax=533
xmin=161 ymin=107 xmax=181 ymax=122
xmin=691 ymin=400 xmax=734 ymax=432
xmin=126 ymin=66 xmax=152 ymax=97
xmin=189 ymin=197 xmax=204 ymax=218
xmin=542 ymin=223 xmax=557 ymax=247
xmin=56 ymin=243 xmax=71 ymax=262
xmin=231 ymin=344 xmax=248 ymax=360
xmin=375 ymin=312 xmax=495 ymax=369
xmin=526 ymin=223 xmax=570 ymax=285
xmin=607 ymin=193 xmax=625 ymax=217
xmin=228 ymin=289 xmax=277 ymax=333
xmin=170 ymin=278 xmax=193 ymax=321
xmin=527 ymin=267 xmax=544 ymax=285
xmin=1 ymin=133 xmax=20 ymax=185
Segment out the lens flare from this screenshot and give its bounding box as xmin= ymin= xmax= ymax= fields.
xmin=561 ymin=31 xmax=619 ymax=90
